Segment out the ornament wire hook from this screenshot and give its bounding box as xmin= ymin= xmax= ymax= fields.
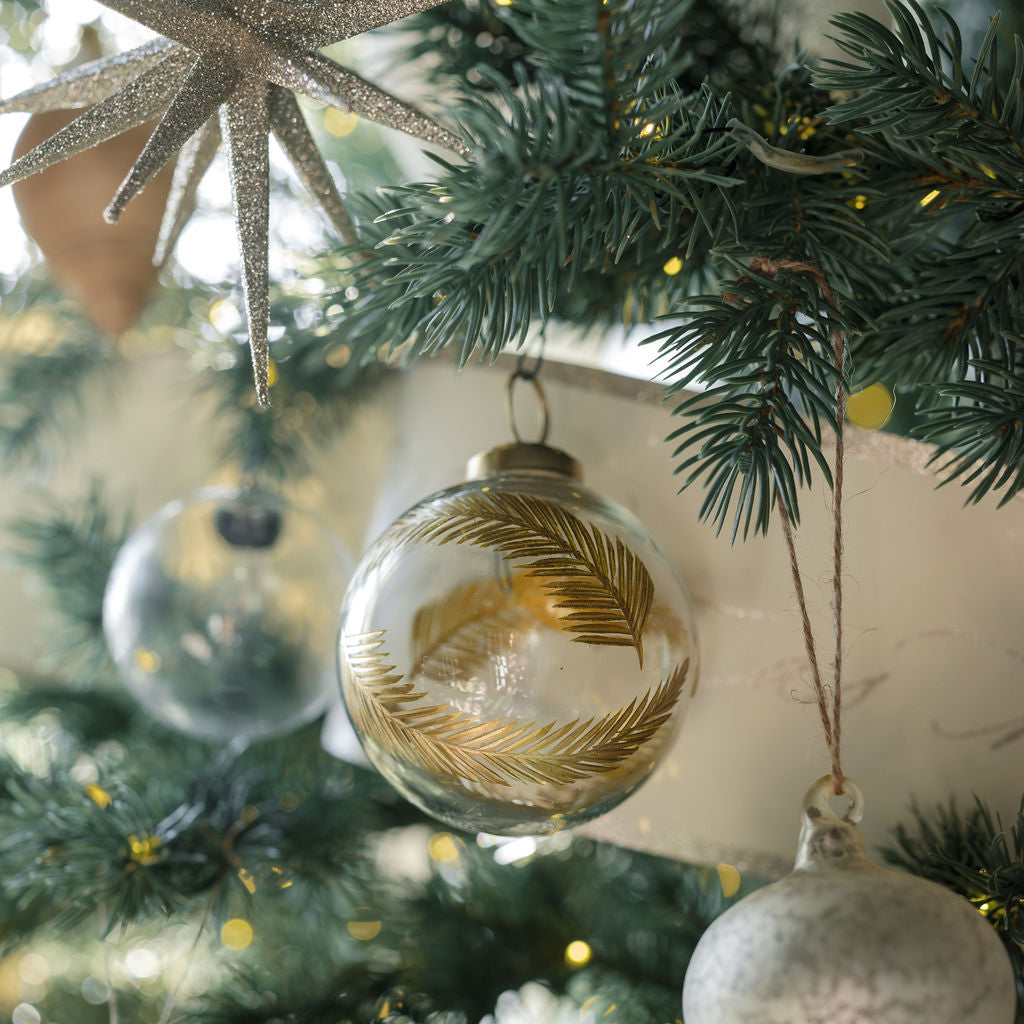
xmin=506 ymin=368 xmax=550 ymax=445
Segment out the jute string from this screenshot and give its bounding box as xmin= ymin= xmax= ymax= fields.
xmin=746 ymin=258 xmax=847 ymax=795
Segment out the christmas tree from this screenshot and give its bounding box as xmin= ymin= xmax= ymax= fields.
xmin=1 ymin=0 xmax=1023 ymax=1021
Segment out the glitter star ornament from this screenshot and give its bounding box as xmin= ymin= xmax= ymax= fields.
xmin=0 ymin=0 xmax=469 ymax=405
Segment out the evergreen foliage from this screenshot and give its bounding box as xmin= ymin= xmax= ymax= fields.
xmin=334 ymin=0 xmax=1024 ymax=538
xmin=884 ymin=798 xmax=1024 ymax=1009
xmin=1 ymin=0 xmax=1023 ymax=1019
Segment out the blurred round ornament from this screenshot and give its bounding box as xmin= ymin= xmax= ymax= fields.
xmin=682 ymin=776 xmax=1017 ymax=1024
xmin=338 ymin=373 xmax=697 ymax=835
xmin=104 ymin=485 xmax=352 ymax=741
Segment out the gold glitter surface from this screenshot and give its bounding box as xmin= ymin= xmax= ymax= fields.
xmin=0 ymin=0 xmax=467 ymax=404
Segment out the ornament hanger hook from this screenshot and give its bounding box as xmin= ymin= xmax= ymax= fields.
xmin=506 ymin=366 xmax=550 ymax=445
xmin=803 ymin=775 xmax=864 ymax=825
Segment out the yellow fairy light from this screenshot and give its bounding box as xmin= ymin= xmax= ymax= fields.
xmin=716 ymin=862 xmax=742 ymax=899
xmin=662 ymin=256 xmax=684 ymax=276
xmin=326 ymin=343 xmax=351 ymax=367
xmin=127 ymin=834 xmax=162 ymax=866
xmin=846 ymin=382 xmax=895 ymax=431
xmin=324 ymin=108 xmax=358 ymax=137
xmin=238 ymin=868 xmax=256 ymax=894
xmin=208 ymin=298 xmax=241 ymax=332
xmin=851 ymin=195 xmax=868 ymax=210
xmin=347 ymin=919 xmax=382 ymax=941
xmin=920 ymin=189 xmax=941 ymax=207
xmin=428 ymin=832 xmax=461 ymax=863
xmin=85 ymin=784 xmax=112 ymax=809
xmin=133 ymin=648 xmax=160 ymax=673
xmin=640 ymin=122 xmax=657 ymax=137
xmin=797 ymin=117 xmax=817 ymax=140
xmin=978 ymin=163 xmax=996 ymax=179
xmin=495 ymin=0 xmax=513 ymax=6
xmin=564 ymin=939 xmax=592 ymax=967
xmin=271 ymin=866 xmax=293 ymax=889
xmin=221 ymin=918 xmax=254 ymax=950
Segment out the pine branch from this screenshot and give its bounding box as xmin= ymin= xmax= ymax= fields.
xmin=203 ymin=291 xmax=389 ymax=478
xmin=0 ymin=337 xmax=118 ymax=467
xmin=327 ymin=0 xmax=1024 ymax=529
xmin=8 ymin=482 xmax=132 ymax=677
xmin=820 ymin=0 xmax=1024 ymax=155
xmin=917 ymin=361 xmax=1024 ymax=506
xmin=337 ymin=0 xmax=741 ymax=366
xmin=0 ymin=721 xmax=426 ymax=943
xmin=653 ymin=265 xmax=845 ymax=540
xmin=882 ymin=796 xmax=1024 ymax=1006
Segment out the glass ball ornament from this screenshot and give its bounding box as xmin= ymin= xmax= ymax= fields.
xmin=682 ymin=776 xmax=1018 ymax=1024
xmin=103 ymin=485 xmax=353 ymax=741
xmin=338 ymin=439 xmax=698 ymax=835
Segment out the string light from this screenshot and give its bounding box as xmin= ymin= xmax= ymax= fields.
xmin=133 ymin=648 xmax=160 ymax=673
xmin=564 ymin=939 xmax=592 ymax=967
xmin=920 ymin=189 xmax=941 ymax=207
xmin=428 ymin=832 xmax=461 ymax=863
xmin=221 ymin=919 xmax=254 ymax=949
xmin=662 ymin=256 xmax=684 ymax=275
xmin=324 ymin=109 xmax=359 ymax=137
xmin=85 ymin=784 xmax=112 ymax=809
xmin=347 ymin=917 xmax=382 ymax=941
xmin=846 ymin=382 xmax=894 ymax=431
xmin=716 ymin=862 xmax=742 ymax=898
xmin=127 ymin=834 xmax=162 ymax=866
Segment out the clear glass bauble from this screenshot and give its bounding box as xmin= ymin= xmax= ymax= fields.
xmin=682 ymin=777 xmax=1018 ymax=1024
xmin=338 ymin=446 xmax=698 ymax=835
xmin=103 ymin=485 xmax=353 ymax=741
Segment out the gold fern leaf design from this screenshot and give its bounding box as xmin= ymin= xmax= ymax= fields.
xmin=410 ymin=573 xmax=564 ymax=683
xmin=375 ymin=491 xmax=654 ymax=666
xmin=343 ymin=630 xmax=689 ymax=788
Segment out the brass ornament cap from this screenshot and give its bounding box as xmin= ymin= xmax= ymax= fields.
xmin=682 ymin=777 xmax=1018 ymax=1024
xmin=465 ymin=442 xmax=582 ymax=481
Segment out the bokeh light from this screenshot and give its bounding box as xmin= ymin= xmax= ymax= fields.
xmin=220 ymin=918 xmax=254 ymax=950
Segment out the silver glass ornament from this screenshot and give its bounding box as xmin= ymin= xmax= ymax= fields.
xmin=104 ymin=485 xmax=352 ymax=741
xmin=682 ymin=776 xmax=1018 ymax=1024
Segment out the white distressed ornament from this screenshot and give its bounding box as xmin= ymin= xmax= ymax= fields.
xmin=682 ymin=776 xmax=1017 ymax=1024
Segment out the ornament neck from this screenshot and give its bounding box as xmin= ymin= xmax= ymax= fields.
xmin=465 ymin=442 xmax=582 ymax=480
xmin=794 ymin=776 xmax=874 ymax=872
